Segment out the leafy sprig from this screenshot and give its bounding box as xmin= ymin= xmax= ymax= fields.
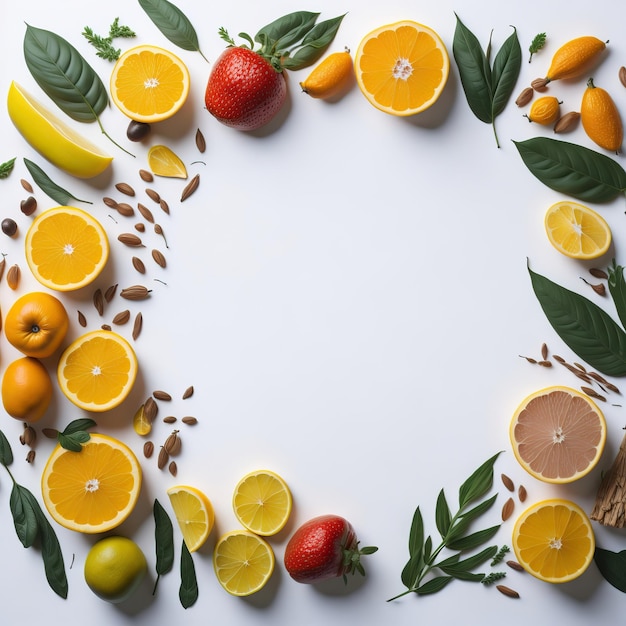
xmin=82 ymin=18 xmax=136 ymax=61
xmin=388 ymin=452 xmax=502 ymax=601
xmin=44 ymin=418 xmax=97 ymax=452
xmin=0 ymin=158 xmax=16 ymax=179
xmin=529 ymin=32 xmax=547 ymax=62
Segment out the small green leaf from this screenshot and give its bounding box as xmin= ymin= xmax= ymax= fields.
xmin=408 ymin=506 xmax=424 ymax=557
xmin=256 ymin=11 xmax=319 ymax=51
xmin=458 ymin=452 xmax=501 ymax=509
xmin=528 ymin=32 xmax=547 ymax=62
xmin=446 ymin=525 xmax=500 ymax=552
xmin=153 ymin=499 xmax=175 ymax=594
xmin=514 ymin=137 xmax=626 ymax=202
xmin=435 ymin=490 xmax=451 ymax=538
xmin=416 ymin=576 xmax=453 ymax=595
xmin=439 ymin=545 xmax=498 ymax=577
xmin=23 ymin=159 xmax=92 ymax=205
xmin=595 ymin=547 xmax=626 ymax=592
xmin=62 ymin=418 xmax=97 ymax=436
xmin=179 ymin=539 xmax=198 ymax=608
xmin=0 ymin=429 xmax=14 ymax=466
xmin=459 ymin=493 xmax=498 ymax=524
xmin=0 ymin=158 xmax=16 ymax=179
xmin=10 ymin=483 xmax=39 ymax=548
xmin=529 ymin=264 xmax=626 ymax=376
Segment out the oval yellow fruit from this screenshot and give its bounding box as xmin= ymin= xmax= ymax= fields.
xmin=545 ymin=36 xmax=606 ymax=82
xmin=525 ymin=96 xmax=560 ymax=125
xmin=7 ymin=81 xmax=112 ymax=179
xmin=581 ymin=78 xmax=623 ymax=152
xmin=300 ymin=49 xmax=354 ymax=99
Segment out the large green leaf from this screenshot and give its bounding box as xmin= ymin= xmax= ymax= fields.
xmin=23 ymin=24 xmax=108 ymax=123
xmin=490 ymin=28 xmax=521 ymax=118
xmin=514 ymin=137 xmax=626 ymax=202
xmin=608 ymin=261 xmax=626 ymax=330
xmin=529 ymin=264 xmax=626 ymax=376
xmin=595 ymin=547 xmax=626 ymax=593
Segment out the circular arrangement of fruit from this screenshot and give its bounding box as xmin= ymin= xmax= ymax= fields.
xmin=3 ymin=0 xmax=626 ymax=612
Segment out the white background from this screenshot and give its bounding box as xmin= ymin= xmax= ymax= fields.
xmin=1 ymin=0 xmax=626 ymax=624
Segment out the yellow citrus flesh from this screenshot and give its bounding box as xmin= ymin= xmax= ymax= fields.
xmin=41 ymin=434 xmax=142 ymax=533
xmin=25 ymin=206 xmax=110 ymax=291
xmin=147 ymin=144 xmax=187 ymax=178
xmin=132 ymin=403 xmax=152 ymax=436
xmin=232 ymin=469 xmax=292 ymax=536
xmin=354 ymin=20 xmax=449 ymax=116
xmin=300 ymin=50 xmax=354 ymax=99
xmin=544 ymin=200 xmax=611 ymax=260
xmin=510 ymin=386 xmax=606 ymax=484
xmin=512 ymin=499 xmax=595 ymax=583
xmin=57 ymin=330 xmax=138 ymax=412
xmin=213 ymin=530 xmax=275 ymax=596
xmin=7 ymin=81 xmax=112 ymax=179
xmin=167 ymin=485 xmax=215 ymax=552
xmin=110 ymin=45 xmax=190 ymax=123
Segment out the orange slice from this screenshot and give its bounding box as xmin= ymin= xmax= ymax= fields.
xmin=510 ymin=386 xmax=606 ymax=484
xmin=512 ymin=498 xmax=595 ymax=583
xmin=167 ymin=485 xmax=215 ymax=552
xmin=25 ymin=206 xmax=109 ymax=291
xmin=354 ymin=20 xmax=450 ymax=116
xmin=57 ymin=330 xmax=138 ymax=412
xmin=544 ymin=200 xmax=611 ymax=259
xmin=41 ymin=433 xmax=142 ymax=533
xmin=147 ymin=145 xmax=187 ymax=178
xmin=110 ymin=44 xmax=190 ymax=123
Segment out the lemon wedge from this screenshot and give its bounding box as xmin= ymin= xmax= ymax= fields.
xmin=148 ymin=145 xmax=187 ymax=178
xmin=7 ymin=81 xmax=112 ymax=179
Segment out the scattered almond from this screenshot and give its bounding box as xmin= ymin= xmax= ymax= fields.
xmin=620 ymin=66 xmax=626 ymax=89
xmin=195 ymin=128 xmax=206 ymax=153
xmin=496 ymin=585 xmax=520 ymax=599
xmin=116 ymin=202 xmax=135 ymax=217
xmin=132 ymin=256 xmax=146 ymax=274
xmin=144 ymin=396 xmax=158 ymax=423
xmin=164 ymin=430 xmax=181 ymax=456
xmin=77 ymin=310 xmax=87 ymax=327
xmin=132 ymin=312 xmax=143 ymax=340
xmin=115 ymin=182 xmax=135 ymax=196
xmin=553 ymin=111 xmax=580 ymax=134
xmin=501 ymin=473 xmax=514 ymax=492
xmin=168 ymin=460 xmax=178 ymax=477
xmin=120 ymin=285 xmax=151 ymax=300
xmin=153 ymin=390 xmax=172 ymax=401
xmin=146 ymin=188 xmax=161 ymax=203
xmin=501 ymin=497 xmax=515 ymax=521
xmin=112 ymin=310 xmax=131 ymax=325
xmin=182 ymin=386 xmax=194 ymax=399
xmin=531 ymin=77 xmax=549 ymax=92
xmin=139 ymin=169 xmax=154 ymax=182
xmin=157 ymin=446 xmax=169 ymax=470
xmin=93 ymin=288 xmax=104 ymax=316
xmin=104 ymin=284 xmax=118 ymax=302
xmin=143 ymin=441 xmax=154 ymax=458
xmin=20 ymin=179 xmax=34 ymax=193
xmin=118 ymin=233 xmax=144 ymax=247
xmin=518 ymin=485 xmax=527 ymax=502
xmin=7 ymin=264 xmax=19 ymax=290
xmin=163 ymin=416 xmax=177 ymax=424
xmin=152 ymin=249 xmax=167 ymax=268
xmin=181 ymin=416 xmax=198 ymax=425
xmin=180 ymin=174 xmax=200 ymax=202
xmin=506 ymin=560 xmax=525 ymax=572
xmin=137 ymin=203 xmax=154 ymax=223
xmin=515 ymin=86 xmax=533 ymax=107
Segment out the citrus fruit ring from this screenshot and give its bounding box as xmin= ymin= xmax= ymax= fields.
xmin=167 ymin=485 xmax=215 ymax=552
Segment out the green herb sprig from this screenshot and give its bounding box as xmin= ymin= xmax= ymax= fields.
xmin=529 ymin=32 xmax=547 ymax=62
xmin=0 ymin=158 xmax=16 ymax=179
xmin=0 ymin=429 xmax=68 ymax=598
xmin=82 ymin=18 xmax=136 ymax=61
xmin=388 ymin=452 xmax=502 ymax=601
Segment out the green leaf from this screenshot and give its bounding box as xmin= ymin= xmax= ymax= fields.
xmin=179 ymin=540 xmax=198 ymax=608
xmin=256 ymin=11 xmax=319 ymax=51
xmin=594 ymin=547 xmax=626 ymax=592
xmin=23 ymin=158 xmax=92 ymax=205
xmin=0 ymin=429 xmax=14 ymax=466
xmin=10 ymin=483 xmax=39 ymax=548
xmin=513 ymin=137 xmax=626 ymax=203
xmin=439 ymin=545 xmax=498 ymax=578
xmin=529 ymin=264 xmax=626 ymax=376
xmin=63 ymin=418 xmax=97 ymax=435
xmin=138 ymin=0 xmax=207 ymax=61
xmin=608 ymin=261 xmax=626 ymax=330
xmin=408 ymin=506 xmax=425 ymax=557
xmin=529 ymin=32 xmax=547 ymax=62
xmin=458 ymin=452 xmax=501 ymax=509
xmin=0 ymin=158 xmax=16 ymax=179
xmin=416 ymin=576 xmax=453 ymax=595
xmin=459 ymin=493 xmax=498 ymax=524
xmin=490 ymin=27 xmax=521 ymax=118
xmin=153 ymin=499 xmax=175 ymax=594
xmin=435 ymin=489 xmax=451 ymax=538
xmin=57 ymin=431 xmax=90 ymax=452
xmin=23 ymin=24 xmax=108 ymax=123
xmin=446 ymin=525 xmax=500 ymax=552
xmin=401 ymin=551 xmax=424 ymax=589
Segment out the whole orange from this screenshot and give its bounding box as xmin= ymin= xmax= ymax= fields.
xmin=2 ymin=356 xmax=53 ymax=422
xmin=4 ymin=291 xmax=69 ymax=358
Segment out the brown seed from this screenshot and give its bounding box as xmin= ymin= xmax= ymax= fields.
xmin=181 ymin=416 xmax=198 ymax=425
xmin=154 ymin=224 xmax=168 ymax=248
xmin=553 ymin=354 xmax=566 ymax=363
xmin=42 ymin=427 xmax=59 ymax=439
xmin=169 ymin=460 xmax=178 ymax=477
xmin=620 ymin=66 xmax=626 ymax=88
xmin=581 ymin=386 xmax=606 ymax=401
xmin=506 ymin=560 xmax=525 ymax=572
xmin=531 ymin=77 xmax=549 ymax=92
xmin=93 ymin=288 xmax=104 ymax=315
xmin=590 ymin=268 xmax=609 ymax=280
xmin=0 ymin=257 xmax=6 ymax=283
xmin=115 ymin=182 xmax=135 ymax=196
xmin=20 ymin=179 xmax=34 ymax=193
xmin=163 ymin=416 xmax=177 ymax=424
xmin=116 ymin=202 xmax=135 ymax=217
xmin=195 ymin=128 xmax=206 ymax=153
xmin=26 ymin=450 xmax=36 ymax=464
xmin=520 ymin=355 xmax=537 ymax=364
xmin=20 ymin=195 xmax=37 ymax=216
xmin=118 ymin=233 xmax=144 ymax=247
xmin=104 ymin=284 xmax=118 ymax=302
xmin=541 ymin=343 xmax=548 ymax=360
xmin=135 ymin=222 xmax=146 ymax=233
xmin=143 ymin=441 xmax=154 ymax=458
xmin=518 ymin=485 xmax=527 ymax=502
xmin=182 ymin=386 xmax=194 ymax=399
xmin=137 ymin=203 xmax=154 ymax=223
xmin=157 ymin=446 xmax=169 ymax=470
xmin=537 ymin=360 xmax=552 ymax=367
xmin=496 ymin=585 xmax=520 ymax=599
xmin=23 ymin=425 xmax=36 ymax=447
xmin=120 ymin=285 xmax=151 ymax=300
xmin=19 ymin=434 xmax=25 ymax=445
xmin=153 ymin=390 xmax=172 ymax=401
xmin=180 ymin=174 xmax=200 ymax=202
xmin=139 ymin=169 xmax=154 ymax=182
xmin=144 ymin=396 xmax=158 ymax=423
xmin=501 ymin=473 xmax=515 ymax=492
xmin=501 ymin=497 xmax=515 ymax=521
xmin=77 ymin=310 xmax=87 ymax=327
xmin=132 ymin=256 xmax=146 ymax=274
xmin=159 ymin=199 xmax=170 ymax=214
xmin=7 ymin=264 xmax=19 ymax=290
xmin=146 ymin=188 xmax=161 ymax=203
xmin=515 ymin=86 xmax=534 ymax=107
xmin=102 ymin=196 xmax=119 ymax=209
xmin=132 ymin=312 xmax=143 ymax=340
xmin=164 ymin=430 xmax=181 ymax=456
xmin=112 ymin=310 xmax=131 ymax=325
xmin=553 ymin=111 xmax=581 ymax=134
xmin=152 ymin=249 xmax=167 ymax=268
xmin=101 ymin=323 xmax=111 ymax=331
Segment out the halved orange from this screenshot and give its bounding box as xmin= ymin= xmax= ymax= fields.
xmin=512 ymin=498 xmax=595 ymax=583
xmin=510 ymin=386 xmax=606 ymax=484
xmin=41 ymin=433 xmax=142 ymax=533
xmin=354 ymin=20 xmax=450 ymax=116
xmin=25 ymin=206 xmax=109 ymax=291
xmin=110 ymin=44 xmax=190 ymax=123
xmin=57 ymin=330 xmax=138 ymax=412
xmin=545 ymin=200 xmax=612 ymax=259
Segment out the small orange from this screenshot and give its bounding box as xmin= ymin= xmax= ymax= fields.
xmin=4 ymin=291 xmax=69 ymax=358
xmin=581 ymin=78 xmax=623 ymax=152
xmin=300 ymin=49 xmax=354 ymax=99
xmin=1 ymin=356 xmax=53 ymax=422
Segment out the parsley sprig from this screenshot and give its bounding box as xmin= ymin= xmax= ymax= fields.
xmin=82 ymin=17 xmax=136 ymax=61
xmin=529 ymin=32 xmax=547 ymax=63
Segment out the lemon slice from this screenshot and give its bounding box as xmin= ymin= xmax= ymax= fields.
xmin=147 ymin=145 xmax=187 ymax=178
xmin=213 ymin=530 xmax=275 ymax=596
xmin=7 ymin=81 xmax=112 ymax=178
xmin=167 ymin=485 xmax=215 ymax=552
xmin=133 ymin=403 xmax=152 ymax=436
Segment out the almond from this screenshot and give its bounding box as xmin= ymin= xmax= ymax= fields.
xmin=515 ymin=87 xmax=533 ymax=107
xmin=553 ymin=111 xmax=581 ymax=134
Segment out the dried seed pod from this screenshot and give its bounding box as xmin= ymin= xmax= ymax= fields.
xmin=531 ymin=77 xmax=549 ymax=92
xmin=181 ymin=416 xmax=198 ymax=425
xmin=42 ymin=427 xmax=59 ymax=439
xmin=115 ymin=202 xmax=135 ymax=217
xmin=168 ymin=460 xmax=178 ymax=477
xmin=590 ymin=268 xmax=609 ymax=280
xmin=26 ymin=450 xmax=36 ymax=464
xmin=182 ymin=386 xmax=194 ymax=399
xmin=581 ymin=386 xmax=606 ymax=401
xmin=20 ymin=195 xmax=37 ymax=216
xmin=118 ymin=233 xmax=144 ymax=247
xmin=496 ymin=585 xmax=520 ymax=599
xmin=153 ymin=390 xmax=172 ymax=401
xmin=506 ymin=560 xmax=525 ymax=572
xmin=134 ymin=222 xmax=146 ymax=233
xmin=120 ymin=285 xmax=151 ymax=300
xmin=541 ymin=343 xmax=548 ymax=360
xmin=620 ymin=66 xmax=626 ymax=89
xmin=102 ymin=196 xmax=119 ymax=209
xmin=132 ymin=312 xmax=143 ymax=340
xmin=93 ymin=288 xmax=104 ymax=316
xmin=501 ymin=497 xmax=515 ymax=521
xmin=132 ymin=256 xmax=146 ymax=274
xmin=520 ymin=355 xmax=537 ymax=364
xmin=195 ymin=128 xmax=206 ymax=153
xmin=515 ymin=86 xmax=534 ymax=107
xmin=152 ymin=249 xmax=167 ymax=268
xmin=157 ymin=446 xmax=169 ymax=470
xmin=518 ymin=485 xmax=527 ymax=502
xmin=538 ymin=360 xmax=552 ymax=367
xmin=146 ymin=188 xmax=161 ymax=203
xmin=77 ymin=310 xmax=87 ymax=327
xmin=164 ymin=430 xmax=181 ymax=456
xmin=23 ymin=425 xmax=36 ymax=447
xmin=159 ymin=199 xmax=170 ymax=214
xmin=501 ymin=473 xmax=515 ymax=492
xmin=137 ymin=203 xmax=154 ymax=223
xmin=180 ymin=174 xmax=200 ymax=202
xmin=144 ymin=396 xmax=158 ymax=422
xmin=112 ymin=310 xmax=131 ymax=325
xmin=101 ymin=324 xmax=112 ymax=331
xmin=139 ymin=169 xmax=154 ymax=182
xmin=143 ymin=441 xmax=154 ymax=458
xmin=163 ymin=416 xmax=177 ymax=424
xmin=104 ymin=284 xmax=118 ymax=302
xmin=553 ymin=111 xmax=581 ymax=133
xmin=7 ymin=264 xmax=20 ymax=290
xmin=115 ymin=182 xmax=135 ymax=197
xmin=20 ymin=179 xmax=34 ymax=193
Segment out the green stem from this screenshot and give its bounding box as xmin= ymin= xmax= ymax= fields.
xmin=492 ymin=121 xmax=500 ymax=148
xmin=96 ymin=116 xmax=135 ymax=157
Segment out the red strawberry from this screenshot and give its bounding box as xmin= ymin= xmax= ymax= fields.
xmin=204 ymin=12 xmax=346 ymax=131
xmin=283 ymin=514 xmax=377 ymax=584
